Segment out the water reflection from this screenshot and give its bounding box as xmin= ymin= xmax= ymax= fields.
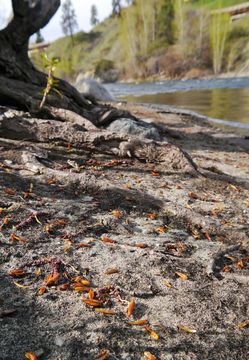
xmin=124 ymin=88 xmax=249 ymax=127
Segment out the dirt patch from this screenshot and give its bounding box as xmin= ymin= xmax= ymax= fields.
xmin=0 ymin=104 xmax=248 ymax=360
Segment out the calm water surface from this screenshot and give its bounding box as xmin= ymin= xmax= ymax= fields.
xmin=106 ymin=77 xmax=249 ymax=133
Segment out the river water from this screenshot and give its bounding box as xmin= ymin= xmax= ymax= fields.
xmin=105 ymin=77 xmax=249 ymax=134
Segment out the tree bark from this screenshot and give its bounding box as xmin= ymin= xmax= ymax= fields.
xmin=0 ymin=0 xmax=96 ymax=118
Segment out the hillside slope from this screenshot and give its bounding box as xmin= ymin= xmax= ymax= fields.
xmin=32 ymin=0 xmax=249 ymax=82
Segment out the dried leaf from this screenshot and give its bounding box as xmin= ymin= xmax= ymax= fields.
xmin=175 ymin=272 xmax=188 ymax=281
xmin=57 ymin=283 xmax=70 ymax=291
xmin=95 ymin=308 xmax=116 ymax=315
xmin=13 ymin=281 xmax=30 ymax=289
xmin=204 ymin=231 xmax=211 ymax=241
xmin=144 ymin=351 xmax=156 ymax=360
xmin=44 ymin=273 xmax=60 ymax=286
xmin=128 ymin=319 xmax=148 ymax=326
xmin=37 ymin=287 xmax=46 ymax=296
xmin=228 ymin=184 xmax=240 ymax=192
xmin=73 ymin=284 xmax=91 ymax=293
xmin=105 ymin=268 xmax=119 ymax=275
xmin=3 ymin=216 xmax=9 ymax=225
xmin=64 ymin=239 xmax=72 ymax=253
xmin=9 ymin=269 xmax=26 ymax=277
xmin=44 ymin=219 xmax=66 ymax=233
xmin=127 ymin=299 xmax=136 ymax=317
xmin=156 ymin=226 xmax=167 ymax=234
xmin=9 ymin=233 xmax=27 ymax=244
xmin=76 ymin=243 xmax=92 ymax=249
xmin=147 ymin=213 xmax=158 ymax=220
xmin=151 ymin=170 xmax=160 ymax=177
xmin=4 ymin=188 xmax=16 ymax=195
xmin=25 ymin=352 xmax=38 ymax=360
xmin=101 ymin=236 xmax=116 ymax=244
xmin=163 ymin=280 xmax=174 ymax=289
xmin=88 ymin=289 xmax=94 ymax=300
xmin=238 ymin=320 xmax=249 ymax=329
xmin=135 ymin=243 xmax=148 ymax=249
xmin=81 ymin=279 xmax=91 ymax=286
xmin=94 ymin=349 xmax=110 ymax=360
xmin=144 ymin=326 xmax=159 ymax=340
xmin=188 ymin=191 xmax=198 ymax=199
xmin=82 ymin=299 xmax=103 ymax=307
xmin=191 ymin=228 xmax=200 ymax=239
xmin=47 ymin=178 xmax=56 ymax=185
xmin=35 ymin=268 xmax=42 ymax=277
xmin=177 ymin=325 xmax=197 ymax=334
xmin=222 ymin=265 xmax=232 ymax=273
xmin=185 ymin=204 xmax=193 ymax=210
xmin=111 ymin=210 xmax=123 ymax=218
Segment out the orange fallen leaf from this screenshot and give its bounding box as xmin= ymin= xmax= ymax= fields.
xmin=82 ymin=299 xmax=103 ymax=307
xmin=156 ymin=226 xmax=167 ymax=234
xmin=88 ymin=289 xmax=94 ymax=300
xmin=188 ymin=191 xmax=198 ymax=199
xmin=57 ymin=283 xmax=70 ymax=291
xmin=177 ymin=325 xmax=197 ymax=334
xmin=4 ymin=188 xmax=16 ymax=196
xmin=175 ymin=272 xmax=188 ymax=281
xmin=111 ymin=210 xmax=123 ymax=218
xmin=25 ymin=352 xmax=38 ymax=360
xmin=95 ymin=308 xmax=116 ymax=315
xmin=9 ymin=233 xmax=27 ymax=244
xmin=105 ymin=268 xmax=119 ymax=275
xmin=37 ymin=287 xmax=46 ymax=296
xmin=94 ymin=349 xmax=110 ymax=360
xmin=81 ymin=279 xmax=91 ymax=286
xmin=127 ymin=299 xmax=136 ymax=317
xmin=9 ymin=269 xmax=26 ymax=277
xmin=3 ymin=216 xmax=9 ymax=225
xmin=238 ymin=320 xmax=249 ymax=329
xmin=144 ymin=326 xmax=159 ymax=341
xmin=151 ymin=170 xmax=160 ymax=177
xmin=76 ymin=243 xmax=92 ymax=249
xmin=47 ymin=178 xmax=56 ymax=185
xmin=135 ymin=243 xmax=148 ymax=249
xmin=44 ymin=219 xmax=67 ymax=233
xmin=128 ymin=319 xmax=148 ymax=326
xmin=222 ymin=265 xmax=232 ymax=273
xmin=204 ymin=231 xmax=211 ymax=241
xmin=147 ymin=213 xmax=158 ymax=220
xmin=144 ymin=351 xmax=156 ymax=360
xmin=44 ymin=273 xmax=60 ymax=286
xmin=101 ymin=236 xmax=116 ymax=244
xmin=73 ymin=284 xmax=91 ymax=293
xmin=163 ymin=280 xmax=174 ymax=289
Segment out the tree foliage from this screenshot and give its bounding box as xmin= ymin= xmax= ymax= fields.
xmin=90 ymin=4 xmax=99 ymax=26
xmin=60 ymin=0 xmax=78 ymax=42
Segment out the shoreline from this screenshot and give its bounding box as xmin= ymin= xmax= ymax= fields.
xmin=0 ymin=104 xmax=248 ymax=359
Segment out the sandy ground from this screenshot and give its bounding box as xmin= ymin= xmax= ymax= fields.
xmin=0 ymin=104 xmax=248 ymax=360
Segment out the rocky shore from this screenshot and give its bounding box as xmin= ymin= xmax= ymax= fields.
xmin=0 ymin=104 xmax=248 ymax=360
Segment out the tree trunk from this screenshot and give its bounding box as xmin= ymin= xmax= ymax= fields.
xmin=0 ymin=0 xmax=197 ymax=177
xmin=0 ymin=0 xmax=95 ymax=119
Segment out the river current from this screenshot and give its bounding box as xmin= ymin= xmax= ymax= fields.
xmin=105 ymin=77 xmax=249 ymax=134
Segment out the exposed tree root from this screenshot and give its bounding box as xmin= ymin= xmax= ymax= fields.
xmin=0 ymin=107 xmax=197 ymax=175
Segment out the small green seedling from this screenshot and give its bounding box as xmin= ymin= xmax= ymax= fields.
xmin=39 ymin=52 xmax=61 ymax=109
